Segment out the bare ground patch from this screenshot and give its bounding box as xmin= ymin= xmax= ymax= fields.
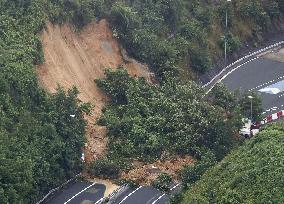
xmin=37 ymin=19 xmax=151 ymax=163
xmin=120 ymin=156 xmax=195 ymax=185
xmin=262 ymin=47 xmax=284 ymax=62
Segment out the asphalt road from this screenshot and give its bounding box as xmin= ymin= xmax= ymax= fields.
xmin=221 ymin=58 xmax=284 ymax=115
xmin=45 ymin=181 xmax=105 ymax=204
xmin=112 ymin=183 xmax=181 ymax=204
xmin=44 ymin=58 xmax=284 ymax=204
xmin=44 ymin=181 xmax=180 ymax=204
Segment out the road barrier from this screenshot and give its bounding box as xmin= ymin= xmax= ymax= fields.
xmin=261 ymin=110 xmax=284 ymax=125
xmin=36 ymin=174 xmax=81 ymax=204
xmin=203 ymin=40 xmax=284 ymax=94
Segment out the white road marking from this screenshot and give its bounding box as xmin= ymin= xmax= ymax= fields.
xmin=94 ymin=198 xmax=104 ymax=204
xmin=118 ymin=186 xmax=143 ymax=204
xmin=204 ymin=40 xmax=284 ymax=95
xmin=151 ymin=183 xmax=180 ymax=204
xmin=279 ymin=93 xmax=284 ymax=98
xmin=248 ymin=75 xmax=284 ymax=92
xmin=206 ymin=57 xmax=259 ymax=94
xmin=64 ymin=183 xmax=96 ymax=204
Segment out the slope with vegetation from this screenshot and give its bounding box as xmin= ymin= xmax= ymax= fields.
xmin=181 ymin=122 xmax=284 ymax=203
xmin=37 ymin=18 xmax=150 ymax=162
xmin=0 ymin=0 xmax=283 ymax=203
xmin=0 ymin=1 xmax=92 ymax=203
xmin=93 ymin=69 xmax=243 ymax=179
xmin=104 ymin=0 xmax=284 ymax=77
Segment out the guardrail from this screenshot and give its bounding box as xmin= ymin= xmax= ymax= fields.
xmin=203 ymin=40 xmax=284 ymax=94
xmin=36 ymin=173 xmax=81 ymax=204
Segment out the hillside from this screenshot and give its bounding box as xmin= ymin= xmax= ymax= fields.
xmin=37 ymin=19 xmax=150 ymax=161
xmin=181 ymin=123 xmax=284 ymax=203
xmin=1 ymin=0 xmax=284 ymax=203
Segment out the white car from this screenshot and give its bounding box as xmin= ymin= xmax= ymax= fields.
xmin=239 ymin=118 xmax=252 ymax=138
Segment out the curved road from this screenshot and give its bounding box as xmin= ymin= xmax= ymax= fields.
xmin=221 ymin=57 xmax=284 ymax=115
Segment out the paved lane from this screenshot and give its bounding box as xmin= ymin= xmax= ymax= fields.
xmin=113 ymin=186 xmax=161 ymax=204
xmin=46 ymin=181 xmax=105 ymax=204
xmin=112 ymin=183 xmax=181 ymax=204
xmin=221 ymin=58 xmax=284 ymax=114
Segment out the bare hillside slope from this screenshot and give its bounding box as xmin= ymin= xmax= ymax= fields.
xmin=37 ymin=19 xmax=150 ymax=161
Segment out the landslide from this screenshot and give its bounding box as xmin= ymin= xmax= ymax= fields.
xmin=37 ymin=19 xmax=151 ymax=162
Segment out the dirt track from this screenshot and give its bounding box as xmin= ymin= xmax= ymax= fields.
xmin=37 ymin=20 xmax=150 ymax=161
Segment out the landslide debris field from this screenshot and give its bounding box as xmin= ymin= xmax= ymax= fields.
xmin=37 ymin=20 xmax=150 ymax=162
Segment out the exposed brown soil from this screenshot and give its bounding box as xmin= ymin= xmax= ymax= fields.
xmin=121 ymin=156 xmax=194 ymax=185
xmin=36 ymin=19 xmax=192 ymax=186
xmin=37 ymin=20 xmax=151 ymax=163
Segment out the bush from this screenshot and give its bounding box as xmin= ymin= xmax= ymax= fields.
xmin=190 ymin=48 xmax=212 ymax=73
xmin=181 ymin=123 xmax=284 ymax=203
xmin=218 ymin=33 xmax=242 ymax=54
xmin=89 ymin=159 xmax=120 ymax=179
xmin=180 ymin=150 xmax=216 ymax=188
xmin=152 ymin=173 xmax=172 ymax=192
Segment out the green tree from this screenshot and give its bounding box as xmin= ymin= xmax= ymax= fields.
xmin=152 ymin=173 xmax=172 ymax=192
xmin=239 ymin=91 xmax=263 ymax=121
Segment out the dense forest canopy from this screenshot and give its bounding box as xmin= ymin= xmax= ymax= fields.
xmin=181 ymin=123 xmax=284 ymax=203
xmin=96 ymin=69 xmax=242 ymax=165
xmin=0 ymin=0 xmax=283 ymax=203
xmin=0 ymin=1 xmax=90 ymax=203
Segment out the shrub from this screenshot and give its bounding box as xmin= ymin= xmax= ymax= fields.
xmin=189 ymin=48 xmax=212 ymax=73
xmin=89 ymin=159 xmax=120 ymax=179
xmin=152 ymin=173 xmax=172 ymax=192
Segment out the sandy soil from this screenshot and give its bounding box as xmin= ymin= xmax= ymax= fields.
xmin=94 ymin=178 xmax=119 ymax=197
xmin=37 ymin=20 xmax=151 ymax=162
xmin=121 ymin=156 xmax=195 ymax=185
xmin=263 ymin=47 xmax=284 ymax=62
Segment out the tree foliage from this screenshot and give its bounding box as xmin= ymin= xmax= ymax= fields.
xmin=103 ymin=0 xmax=284 ymax=77
xmin=152 ymin=173 xmax=172 ymax=192
xmin=0 ymin=1 xmax=90 ymax=203
xmin=182 ymin=122 xmax=284 ymax=203
xmin=96 ymin=68 xmax=241 ymax=163
xmin=89 ymin=159 xmax=120 ymax=179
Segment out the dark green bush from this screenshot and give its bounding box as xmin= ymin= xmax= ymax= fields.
xmin=152 ymin=173 xmax=172 ymax=192
xmin=90 ymin=159 xmax=120 ymax=179
xmin=189 ymin=48 xmax=212 ymax=73
xmin=182 ymin=123 xmax=284 ymax=203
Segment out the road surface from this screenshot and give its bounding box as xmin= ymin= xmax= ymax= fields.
xmin=221 ymin=58 xmax=284 ymax=115
xmin=45 ymin=181 xmax=105 ymax=204
xmin=111 ymin=183 xmax=181 ymax=204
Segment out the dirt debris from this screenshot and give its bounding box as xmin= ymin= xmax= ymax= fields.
xmin=263 ymin=47 xmax=284 ymax=62
xmin=120 ymin=156 xmax=195 ymax=185
xmin=37 ymin=19 xmax=151 ymax=163
xmin=36 ymin=19 xmax=190 ymax=186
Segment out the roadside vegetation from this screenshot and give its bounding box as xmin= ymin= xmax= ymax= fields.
xmin=0 ymin=1 xmax=91 ymax=203
xmin=181 ymin=122 xmax=284 ymax=203
xmin=0 ymin=0 xmax=283 ymax=203
xmin=95 ymin=69 xmax=243 ymax=173
xmin=105 ymin=0 xmax=284 ymax=78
